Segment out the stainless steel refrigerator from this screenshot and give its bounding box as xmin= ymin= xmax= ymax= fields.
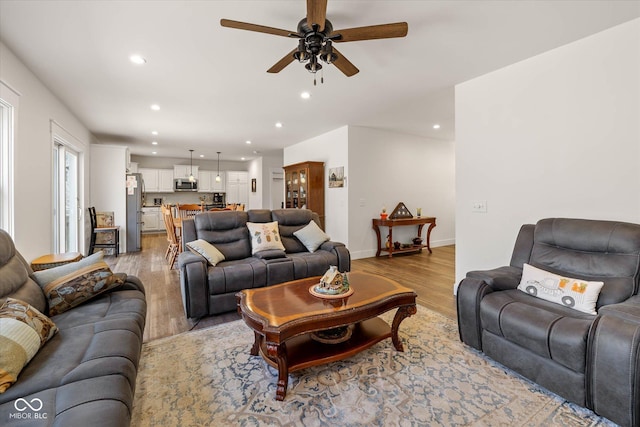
xmin=126 ymin=173 xmax=144 ymax=252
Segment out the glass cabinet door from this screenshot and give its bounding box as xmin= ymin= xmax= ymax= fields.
xmin=298 ymin=170 xmax=307 ymax=209
xmin=292 ymin=172 xmax=298 ymax=207
xmin=286 ymin=173 xmax=292 ymax=208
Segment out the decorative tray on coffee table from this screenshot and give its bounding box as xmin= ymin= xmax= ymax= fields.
xmin=309 ymin=284 xmax=354 ymax=299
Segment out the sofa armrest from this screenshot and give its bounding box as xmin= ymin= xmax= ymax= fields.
xmin=120 ymin=274 xmax=146 ymax=294
xmin=465 ymin=266 xmax=522 ymax=291
xmin=319 ymin=241 xmax=351 ymax=272
xmin=456 ymin=277 xmax=497 ymax=351
xmin=178 ymin=251 xmax=208 ymax=319
xmin=588 ymin=296 xmax=640 ymax=427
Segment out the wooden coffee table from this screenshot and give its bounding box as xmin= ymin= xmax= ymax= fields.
xmin=236 ymin=271 xmax=417 ymax=400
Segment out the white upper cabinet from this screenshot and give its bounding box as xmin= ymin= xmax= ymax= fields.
xmin=139 ymin=168 xmax=159 ymax=192
xmin=174 ymin=165 xmax=199 ymax=180
xmin=158 ymin=169 xmax=174 ymax=192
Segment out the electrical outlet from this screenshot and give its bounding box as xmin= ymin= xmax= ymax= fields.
xmin=472 ymin=201 xmax=487 ymax=213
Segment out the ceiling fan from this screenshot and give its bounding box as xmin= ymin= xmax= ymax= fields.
xmin=221 ymin=0 xmax=408 ymax=84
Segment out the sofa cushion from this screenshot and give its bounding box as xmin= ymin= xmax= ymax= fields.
xmin=32 ymin=252 xmax=103 ymax=286
xmin=294 ymin=220 xmax=330 ymax=253
xmin=246 ymin=221 xmax=285 ymax=254
xmin=186 ymin=239 xmax=226 ymax=266
xmin=193 ymin=211 xmax=252 ymax=261
xmin=518 ymin=263 xmax=604 ymax=315
xmin=0 ymin=229 xmax=46 ymax=312
xmin=36 ymin=260 xmax=125 ymax=316
xmin=288 ymin=251 xmax=339 ymax=279
xmin=0 ymin=298 xmax=58 ymax=393
xmin=480 ymin=289 xmax=594 ymax=373
xmin=207 ymin=258 xmax=268 ymax=294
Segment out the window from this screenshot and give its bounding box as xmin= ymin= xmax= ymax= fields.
xmin=0 ymin=81 xmax=19 ymax=236
xmin=53 ymin=141 xmax=80 ymax=253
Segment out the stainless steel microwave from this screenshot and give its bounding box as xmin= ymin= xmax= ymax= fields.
xmin=174 ymin=179 xmax=198 ymax=192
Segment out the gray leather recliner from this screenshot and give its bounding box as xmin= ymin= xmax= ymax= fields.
xmin=457 ymin=218 xmax=640 ymax=427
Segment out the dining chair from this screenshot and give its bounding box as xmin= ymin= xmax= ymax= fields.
xmin=88 ymin=207 xmax=120 ymax=257
xmin=176 ymin=203 xmax=204 ymax=219
xmin=161 ymin=205 xmax=179 ymax=268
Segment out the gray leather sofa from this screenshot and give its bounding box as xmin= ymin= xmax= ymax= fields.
xmin=179 ymin=209 xmax=351 ymax=318
xmin=0 ymin=230 xmax=146 ymax=427
xmin=457 ymin=218 xmax=640 ymax=427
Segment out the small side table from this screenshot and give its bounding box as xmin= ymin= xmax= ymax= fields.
xmin=30 ymin=252 xmax=83 ymax=271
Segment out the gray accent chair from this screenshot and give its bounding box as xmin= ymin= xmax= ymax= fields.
xmin=179 ymin=209 xmax=351 ymax=318
xmin=0 ymin=229 xmax=146 ymax=427
xmin=457 ymin=218 xmax=640 ymax=427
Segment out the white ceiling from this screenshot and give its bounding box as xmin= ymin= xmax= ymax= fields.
xmin=1 ymin=1 xmax=638 ymax=161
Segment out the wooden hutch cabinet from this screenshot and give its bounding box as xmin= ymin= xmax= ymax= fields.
xmin=283 ymin=161 xmax=325 ymax=228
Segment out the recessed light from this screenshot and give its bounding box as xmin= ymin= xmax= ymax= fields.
xmin=150 ymin=104 xmax=160 ymax=111
xmin=246 ymin=140 xmax=252 ymax=144
xmin=300 ymin=92 xmax=311 ymax=99
xmin=129 ymin=54 xmax=146 ymax=65
xmin=151 ymin=131 xmax=158 ymax=135
xmin=152 ymin=151 xmax=157 ymax=155
xmin=199 ymin=154 xmax=204 ymax=158
xmin=241 ymin=157 xmax=246 ymax=161
xmin=433 ymin=124 xmax=441 ymax=129
xmin=151 ymin=141 xmax=158 ymax=145
xmin=275 ymin=122 xmax=283 ymax=128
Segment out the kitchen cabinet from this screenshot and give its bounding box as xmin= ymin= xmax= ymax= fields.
xmin=139 ymin=168 xmax=174 ymax=193
xmin=199 ymin=170 xmax=226 ymax=192
xmin=283 ymin=161 xmax=324 ymax=228
xmin=141 ymin=207 xmax=165 ymax=232
xmin=226 ymin=171 xmax=248 ymax=205
xmin=139 ymin=168 xmax=159 ymax=192
xmin=158 ymin=169 xmax=174 ymax=192
xmin=174 ymin=165 xmax=199 ymax=180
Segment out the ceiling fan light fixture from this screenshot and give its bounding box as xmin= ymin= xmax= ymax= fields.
xmin=320 ymin=40 xmax=337 ymax=64
xmin=293 ymin=39 xmax=310 ymax=62
xmin=305 ymin=56 xmax=322 ymax=73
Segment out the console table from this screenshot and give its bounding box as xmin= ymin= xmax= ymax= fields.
xmin=372 ymin=216 xmax=436 ymax=257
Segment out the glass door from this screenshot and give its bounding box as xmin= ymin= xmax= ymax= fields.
xmin=53 ymin=142 xmax=80 ymax=253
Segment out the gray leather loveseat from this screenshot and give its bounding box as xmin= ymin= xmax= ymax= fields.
xmin=457 ymin=218 xmax=640 ymax=427
xmin=179 ymin=209 xmax=350 ymax=318
xmin=0 ymin=230 xmax=146 ymax=427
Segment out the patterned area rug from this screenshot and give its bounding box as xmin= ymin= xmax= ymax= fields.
xmin=131 ymin=306 xmax=615 ymax=426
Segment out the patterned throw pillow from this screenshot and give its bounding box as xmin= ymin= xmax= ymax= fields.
xmin=293 ymin=221 xmax=330 ymax=252
xmin=517 ymin=263 xmax=605 ymax=315
xmin=186 ymin=239 xmax=226 ymax=266
xmin=0 ymin=298 xmax=58 ymax=393
xmin=37 ymin=261 xmax=125 ymax=316
xmin=246 ymin=221 xmax=285 ymax=254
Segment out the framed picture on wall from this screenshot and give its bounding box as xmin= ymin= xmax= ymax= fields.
xmin=328 ymin=167 xmax=345 ymax=188
xmin=251 ymin=178 xmax=257 ymax=192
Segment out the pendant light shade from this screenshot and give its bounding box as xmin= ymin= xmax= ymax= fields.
xmin=188 ymin=149 xmax=195 ymax=182
xmin=215 ymin=152 xmax=221 ymax=182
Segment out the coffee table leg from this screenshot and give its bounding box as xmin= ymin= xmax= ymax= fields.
xmin=391 ymin=304 xmax=417 ymax=351
xmin=250 ymin=331 xmax=261 ymax=356
xmin=267 ymin=342 xmax=289 ymax=401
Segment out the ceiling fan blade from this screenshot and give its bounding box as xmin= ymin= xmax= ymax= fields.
xmin=332 ymin=47 xmax=359 ymax=77
xmin=220 ymin=19 xmax=294 ymax=38
xmin=267 ymin=49 xmax=297 ymax=73
xmin=333 ymin=22 xmax=408 ymax=42
xmin=307 ymin=0 xmax=328 ymax=31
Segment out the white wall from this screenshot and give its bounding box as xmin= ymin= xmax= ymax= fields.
xmin=348 ymin=126 xmax=455 ymax=259
xmin=284 ymin=126 xmax=349 ymax=245
xmin=0 ymin=42 xmax=95 ymax=261
xmin=284 ymin=125 xmax=456 ymax=259
xmin=90 ymin=145 xmax=128 ymax=251
xmin=455 ymin=18 xmax=640 ymax=284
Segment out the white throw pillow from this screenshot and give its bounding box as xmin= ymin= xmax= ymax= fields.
xmin=186 ymin=239 xmax=226 ymax=266
xmin=293 ymin=221 xmax=330 ymax=252
xmin=246 ymin=221 xmax=285 ymax=254
xmin=517 ymin=263 xmax=604 ymax=315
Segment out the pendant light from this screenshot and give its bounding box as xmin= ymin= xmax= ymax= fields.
xmin=215 ymin=152 xmax=221 ymax=182
xmin=188 ymin=149 xmax=195 ymax=182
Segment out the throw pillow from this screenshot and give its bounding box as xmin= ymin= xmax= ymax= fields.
xmin=33 ymin=251 xmax=103 ymax=286
xmin=38 ymin=261 xmax=125 ymax=316
xmin=293 ymin=221 xmax=330 ymax=252
xmin=186 ymin=239 xmax=226 ymax=266
xmin=246 ymin=221 xmax=285 ymax=254
xmin=517 ymin=263 xmax=605 ymax=315
xmin=0 ymin=298 xmax=58 ymax=393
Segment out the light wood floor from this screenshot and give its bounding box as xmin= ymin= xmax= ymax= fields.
xmin=107 ymin=233 xmax=456 ymax=342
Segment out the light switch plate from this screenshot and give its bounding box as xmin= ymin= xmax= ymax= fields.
xmin=472 ymin=201 xmax=487 ymax=213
